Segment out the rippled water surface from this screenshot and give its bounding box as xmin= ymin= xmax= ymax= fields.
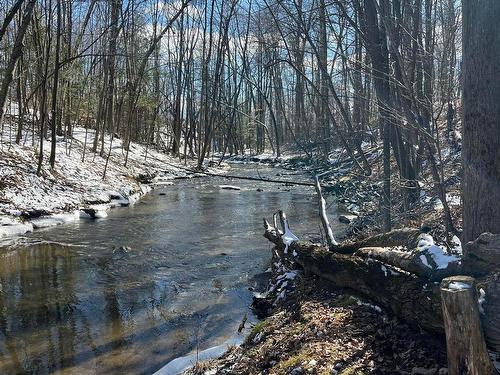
xmin=0 ymin=165 xmax=341 ymax=374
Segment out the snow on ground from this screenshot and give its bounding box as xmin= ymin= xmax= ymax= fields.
xmin=154 ymin=333 xmax=246 ymax=375
xmin=0 ymin=121 xmax=212 ymax=238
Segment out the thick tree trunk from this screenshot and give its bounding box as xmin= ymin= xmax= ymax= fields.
xmin=361 ymin=0 xmax=392 ymax=231
xmin=462 ymin=0 xmax=500 ymax=243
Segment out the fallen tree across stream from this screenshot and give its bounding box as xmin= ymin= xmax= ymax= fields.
xmin=186 ymin=170 xmax=315 ymax=187
xmin=151 ymin=156 xmax=317 ymax=187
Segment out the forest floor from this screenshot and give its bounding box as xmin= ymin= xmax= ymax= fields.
xmin=0 ymin=121 xmax=222 ymax=240
xmin=186 ymin=264 xmax=449 ymax=375
xmin=185 ymin=130 xmax=464 ymax=374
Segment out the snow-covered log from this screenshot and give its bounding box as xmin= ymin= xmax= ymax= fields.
xmin=355 ymin=246 xmax=461 ymax=281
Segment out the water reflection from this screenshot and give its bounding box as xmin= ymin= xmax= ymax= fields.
xmin=0 ymin=165 xmax=341 ymax=374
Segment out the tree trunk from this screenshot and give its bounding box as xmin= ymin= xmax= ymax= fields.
xmin=318 ymin=0 xmax=330 ymax=156
xmin=462 ymin=0 xmax=500 ymax=243
xmin=49 ymin=0 xmax=62 ymax=169
xmin=0 ymin=0 xmax=36 ymax=123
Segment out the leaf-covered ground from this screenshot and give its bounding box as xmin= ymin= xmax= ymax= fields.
xmin=188 ymin=274 xmax=448 ymax=375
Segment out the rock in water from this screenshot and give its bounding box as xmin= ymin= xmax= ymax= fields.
xmin=113 ymin=246 xmax=131 ymax=258
xmin=80 ymin=206 xmax=109 ymax=219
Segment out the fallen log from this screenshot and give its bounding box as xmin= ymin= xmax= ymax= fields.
xmin=264 ymin=218 xmax=444 ymax=334
xmin=355 ymin=246 xmax=461 ymax=281
xmin=264 ymin=214 xmax=500 ymax=353
xmin=464 ymin=233 xmax=500 ymax=275
xmin=332 ymin=227 xmax=421 ymax=254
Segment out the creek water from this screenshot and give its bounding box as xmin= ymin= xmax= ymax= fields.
xmin=0 ymin=164 xmax=342 ymax=374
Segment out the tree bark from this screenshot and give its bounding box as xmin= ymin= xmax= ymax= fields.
xmin=441 ymin=276 xmax=495 ymax=375
xmin=0 ymin=0 xmax=36 ymax=123
xmin=49 ymin=0 xmax=62 ymax=169
xmin=462 ymin=0 xmax=500 ymax=243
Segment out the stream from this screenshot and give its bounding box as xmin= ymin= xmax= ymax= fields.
xmin=0 ymin=164 xmax=342 ymax=374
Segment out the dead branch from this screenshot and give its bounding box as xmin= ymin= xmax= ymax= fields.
xmin=314 ymin=175 xmax=338 ymax=248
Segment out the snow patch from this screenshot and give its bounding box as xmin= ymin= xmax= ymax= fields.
xmin=451 ymin=235 xmax=462 ymax=254
xmin=274 ymin=290 xmax=286 ymax=305
xmin=478 ymin=288 xmax=486 ymax=314
xmin=426 ymin=245 xmax=460 ymax=269
xmin=448 ymin=281 xmax=471 ymax=290
xmin=0 ymin=220 xmax=33 ymax=238
xmin=30 ymin=211 xmax=80 ymax=229
xmin=446 ymin=193 xmax=461 ymax=206
xmin=282 ymin=221 xmax=298 ymax=254
xmin=381 ymin=264 xmax=389 ymax=277
xmin=380 ymin=264 xmax=400 ymax=277
xmin=154 ymin=333 xmax=245 ymax=375
xmin=253 ymin=332 xmax=264 ymax=344
xmin=353 ymin=297 xmax=382 ymax=313
xmin=417 ymin=233 xmax=435 ymax=252
xmin=277 ymin=271 xmax=298 ymax=281
xmin=417 ymin=234 xmax=460 ymax=270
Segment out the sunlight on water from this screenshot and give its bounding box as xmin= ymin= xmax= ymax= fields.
xmin=0 ymin=165 xmax=340 ymax=374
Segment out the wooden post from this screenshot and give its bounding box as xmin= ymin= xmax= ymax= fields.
xmin=440 ymin=276 xmax=496 ymax=375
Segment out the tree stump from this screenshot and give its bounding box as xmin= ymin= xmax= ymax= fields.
xmin=440 ymin=276 xmax=496 ymax=375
